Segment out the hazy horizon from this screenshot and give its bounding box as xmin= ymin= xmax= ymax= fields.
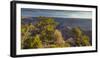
xmin=21 ymin=8 xmax=92 ymax=19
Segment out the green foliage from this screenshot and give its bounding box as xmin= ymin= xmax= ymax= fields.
xmin=21 ymin=24 xmax=30 ymax=49
xmin=21 ymin=16 xmax=60 ymax=49
xmin=31 ymin=35 xmax=43 ymax=48
xmin=76 ymin=37 xmax=82 ymax=46
xmin=35 ymin=16 xmax=59 ymax=46
xmin=22 ymin=35 xmax=43 ymax=49
xmin=65 ymin=40 xmax=71 ymax=47
xmin=72 ymin=27 xmax=82 ymax=37
xmin=72 ymin=27 xmax=82 ymax=46
xmin=21 ymin=16 xmax=91 ymax=49
xmin=21 ymin=23 xmax=36 ymax=49
xmin=72 ymin=27 xmax=91 ymax=46
xmin=23 ymin=37 xmax=32 ymax=49
xmin=81 ymin=35 xmax=91 ymax=46
xmin=50 ymin=44 xmax=57 ymax=48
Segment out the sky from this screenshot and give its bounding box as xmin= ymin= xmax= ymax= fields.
xmin=21 ymin=8 xmax=92 ymax=19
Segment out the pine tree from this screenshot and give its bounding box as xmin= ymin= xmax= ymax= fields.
xmin=31 ymin=35 xmax=43 ymax=48
xmin=54 ymin=29 xmax=65 ymax=47
xmin=35 ymin=16 xmax=58 ymax=47
xmin=72 ymin=27 xmax=91 ymax=46
xmin=81 ymin=35 xmax=91 ymax=46
xmin=21 ymin=23 xmax=36 ymax=49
